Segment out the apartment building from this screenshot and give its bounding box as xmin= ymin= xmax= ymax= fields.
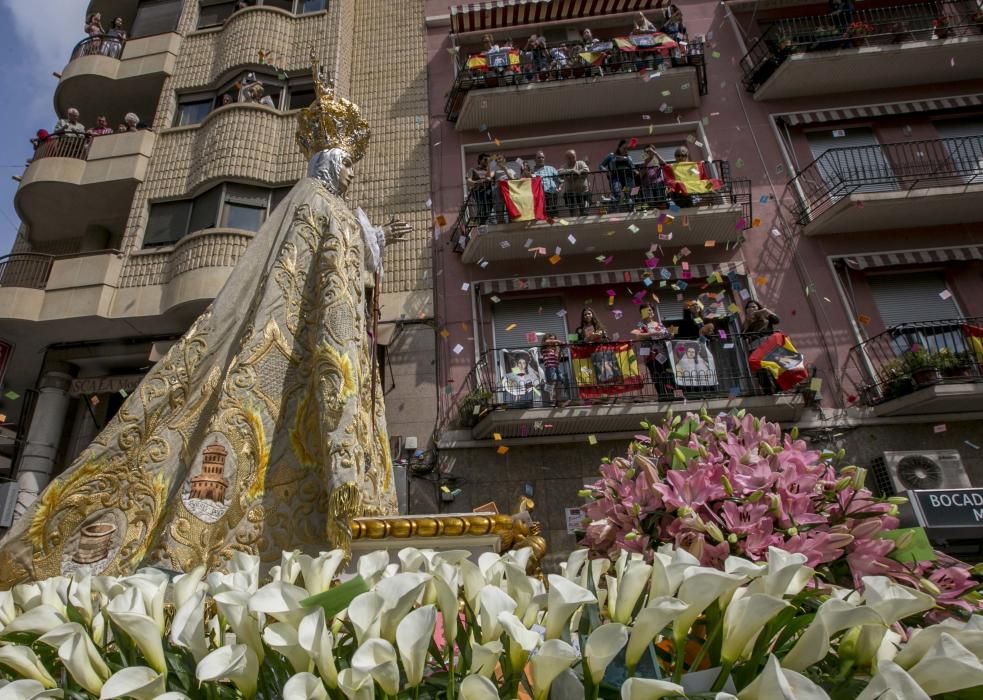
xmin=0 ymin=0 xmax=436 ymax=523
xmin=425 ymin=0 xmax=983 ymax=566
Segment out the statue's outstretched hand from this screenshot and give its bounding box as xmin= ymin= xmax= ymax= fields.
xmin=383 ymin=217 xmax=412 ymax=244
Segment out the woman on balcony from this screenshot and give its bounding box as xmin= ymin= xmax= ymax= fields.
xmin=84 ymin=13 xmax=103 ymax=53
xmin=600 ymin=139 xmax=636 ymax=212
xmin=102 ymin=17 xmax=126 ymax=58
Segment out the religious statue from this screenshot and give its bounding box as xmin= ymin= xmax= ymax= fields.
xmin=0 ymin=56 xmax=410 ymax=586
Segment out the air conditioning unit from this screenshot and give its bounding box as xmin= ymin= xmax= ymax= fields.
xmin=872 ymin=450 xmax=971 ymax=495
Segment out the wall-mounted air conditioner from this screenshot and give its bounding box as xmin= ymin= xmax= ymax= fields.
xmin=872 ymin=450 xmax=971 ymax=495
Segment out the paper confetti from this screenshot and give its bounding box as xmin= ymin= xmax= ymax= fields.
xmin=704 ymin=240 xmax=716 ymax=247
xmin=461 ymin=282 xmax=470 ymax=292
xmin=490 ymin=295 xmax=501 ymax=303
xmin=810 ymin=377 xmax=823 ymax=392
xmin=435 ymin=214 xmax=447 ymax=226
xmin=965 ymin=440 xmax=980 ymax=450
xmin=857 ymin=314 xmax=871 ymax=326
xmin=627 ymin=224 xmax=639 ymax=233
xmin=556 ymin=310 xmax=567 ymax=317
xmin=452 ymin=344 xmax=464 ymax=354
xmin=3 ymin=391 xmax=19 ymax=401
xmin=119 ymin=389 xmax=128 ymax=398
xmin=588 ymin=435 xmax=598 ymax=445
xmin=90 ymin=396 xmax=100 ymax=406
xmin=493 ymin=432 xmax=502 ymax=441
xmin=505 ymin=323 xmax=517 ymax=331
xmin=439 ymin=328 xmax=450 ymax=338
xmin=939 ymin=290 xmax=952 ymax=300
xmin=497 ymin=445 xmax=509 ymax=455
xmin=499 ymin=240 xmax=511 ymax=248
xmin=759 ymin=195 xmax=769 ymax=204
xmin=549 ymin=254 xmax=561 ymax=265
xmin=770 ymin=228 xmax=782 ymax=237
xmin=567 ymin=234 xmax=577 ymax=245
xmin=933 ymin=423 xmax=947 ymax=434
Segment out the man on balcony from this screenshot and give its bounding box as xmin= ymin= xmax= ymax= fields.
xmin=467 ymin=152 xmax=494 ymax=224
xmin=53 ymin=108 xmax=86 ymax=137
xmin=532 ymin=151 xmax=560 ymax=217
xmin=557 ymin=149 xmax=591 ymax=216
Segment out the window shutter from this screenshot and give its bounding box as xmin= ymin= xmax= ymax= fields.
xmin=491 ymin=296 xmax=569 ymax=349
xmin=933 ymin=118 xmax=983 ymax=181
xmin=131 ymin=0 xmax=182 ymax=37
xmin=189 ymin=185 xmax=222 ymax=233
xmin=224 ymin=183 xmax=270 ymax=208
xmin=806 ymin=127 xmax=895 ymax=193
xmin=144 ymin=200 xmax=191 ymax=246
xmin=868 ymin=272 xmax=961 ymax=329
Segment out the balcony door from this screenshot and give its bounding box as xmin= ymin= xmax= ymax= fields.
xmin=490 ymin=297 xmax=570 ymax=406
xmin=868 ymin=271 xmax=965 ymax=356
xmin=806 ymin=127 xmax=897 ymax=198
xmin=934 ymin=118 xmax=983 ymax=185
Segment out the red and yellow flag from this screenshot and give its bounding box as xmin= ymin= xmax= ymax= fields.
xmin=662 ymin=161 xmax=723 ymax=195
xmin=499 ymin=177 xmax=547 ymax=222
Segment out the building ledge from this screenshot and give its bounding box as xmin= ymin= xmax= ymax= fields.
xmin=871 ymin=382 xmax=983 ymax=418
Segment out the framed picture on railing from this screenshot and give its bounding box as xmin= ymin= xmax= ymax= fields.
xmin=499 ymin=347 xmax=546 ymax=405
xmin=670 ymin=339 xmax=718 ymax=387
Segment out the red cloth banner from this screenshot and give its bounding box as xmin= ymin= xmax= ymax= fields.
xmin=569 ymin=342 xmax=643 ymax=398
xmin=749 ymin=333 xmax=809 ymax=391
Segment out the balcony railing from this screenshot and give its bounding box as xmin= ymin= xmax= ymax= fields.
xmin=451 ymin=160 xmax=751 ymax=250
xmin=441 ymin=335 xmax=806 ymax=430
xmin=846 ymin=317 xmax=983 ymax=406
xmin=69 ymin=34 xmax=126 ymax=62
xmin=741 ymin=0 xmax=981 ymax=92
xmin=789 ymin=136 xmax=983 ymax=226
xmin=445 ymin=34 xmax=706 ymax=121
xmin=0 ymin=254 xmax=55 ymax=290
xmin=30 ymin=133 xmax=94 ymax=162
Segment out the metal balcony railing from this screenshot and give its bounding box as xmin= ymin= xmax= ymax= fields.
xmin=740 ymin=0 xmax=982 ymax=92
xmin=439 ymin=335 xmax=804 ymax=431
xmin=788 ymin=136 xmax=983 ymax=226
xmin=69 ymin=34 xmax=126 ymax=62
xmin=445 ymin=34 xmax=707 ymax=121
xmin=450 ymin=160 xmax=751 ymax=251
xmin=845 ymin=317 xmax=983 ymax=406
xmin=0 ymin=254 xmax=55 ymax=290
xmin=30 ymin=134 xmax=92 ymax=162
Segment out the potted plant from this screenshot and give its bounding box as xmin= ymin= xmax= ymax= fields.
xmin=938 ymin=349 xmax=975 ymax=378
xmin=846 ymin=20 xmax=876 ymax=46
xmin=902 ymin=348 xmax=942 ymax=385
xmin=458 ymin=386 xmax=492 ymax=426
xmin=933 ymin=15 xmax=951 ymax=39
xmin=808 ymin=25 xmax=844 ymax=51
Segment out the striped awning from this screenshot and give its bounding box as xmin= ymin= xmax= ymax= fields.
xmin=834 ymin=245 xmax=983 ymax=270
xmin=781 ymin=94 xmax=983 ymax=126
xmin=476 ymin=261 xmax=747 ymax=294
xmin=450 ymin=0 xmax=670 ymax=34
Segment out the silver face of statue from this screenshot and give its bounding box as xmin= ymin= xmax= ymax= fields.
xmin=338 ymin=154 xmax=355 ymax=195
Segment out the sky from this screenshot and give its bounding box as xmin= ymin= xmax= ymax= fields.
xmin=0 ymin=0 xmax=86 ymax=255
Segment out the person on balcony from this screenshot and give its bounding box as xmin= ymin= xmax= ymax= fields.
xmin=84 ymin=13 xmax=103 ymax=52
xmin=467 ymin=152 xmax=494 ymax=224
xmin=639 ymin=145 xmax=667 ymax=208
xmin=238 ymin=72 xmax=263 ymax=103
xmin=576 ymin=307 xmax=608 ymax=343
xmin=742 ymin=299 xmax=781 ymax=394
xmin=657 ymin=145 xmax=723 ymax=208
xmin=548 ymin=43 xmax=571 ymax=79
xmin=677 ymin=299 xmax=716 ymax=339
xmin=557 ymin=149 xmax=591 ymax=216
xmin=251 ymin=84 xmax=277 ymax=108
xmin=87 ymin=116 xmax=114 ymax=137
xmin=54 ymin=108 xmax=86 ymax=137
xmin=489 ymin=154 xmax=516 ymax=223
xmin=102 ymin=17 xmax=126 ymax=58
xmin=632 ymin=302 xmax=672 ymax=396
xmin=661 ymin=4 xmax=686 ymax=42
xmin=540 ymin=333 xmax=568 ymax=405
xmin=122 ymin=113 xmax=145 ymax=132
xmin=600 ymin=139 xmax=636 ymax=212
xmin=532 ymin=151 xmax=560 ymax=217
xmin=633 ymin=11 xmax=658 ymax=34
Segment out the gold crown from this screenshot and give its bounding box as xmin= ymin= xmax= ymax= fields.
xmin=296 ymin=50 xmax=370 ymax=162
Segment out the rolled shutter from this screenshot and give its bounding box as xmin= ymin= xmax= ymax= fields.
xmin=131 ymin=0 xmax=183 ymax=37
xmin=868 ymin=272 xmax=961 ymax=329
xmin=806 ymin=128 xmax=896 ymax=194
xmin=491 ymin=296 xmax=569 ymax=349
xmin=933 ymin=118 xmax=983 ymax=182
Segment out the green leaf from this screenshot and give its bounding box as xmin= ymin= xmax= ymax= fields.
xmin=301 ymin=575 xmax=370 ymax=618
xmin=876 ymin=527 xmax=936 ymax=564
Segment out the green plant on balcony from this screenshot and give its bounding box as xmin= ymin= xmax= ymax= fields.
xmin=937 ymin=348 xmax=975 ymax=378
xmin=878 ymin=357 xmax=915 ymax=401
xmin=902 ymin=349 xmax=942 ymax=385
xmin=845 ymin=20 xmax=876 ymax=45
xmin=458 ymin=387 xmax=492 ymax=426
xmin=932 ymin=15 xmax=951 ymax=39
xmin=973 ymin=9 xmax=983 ymax=33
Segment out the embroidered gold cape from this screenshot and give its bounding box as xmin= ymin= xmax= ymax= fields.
xmin=0 ymin=179 xmax=397 ymax=586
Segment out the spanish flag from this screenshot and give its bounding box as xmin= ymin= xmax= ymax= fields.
xmin=662 ymin=161 xmax=723 ymax=195
xmin=569 ymin=342 xmax=643 ymax=398
xmin=749 ymin=333 xmax=809 ymax=391
xmin=466 ymin=54 xmax=488 ymax=71
xmin=499 ymin=177 xmax=547 ymax=222
xmin=963 ymin=324 xmax=983 ymax=363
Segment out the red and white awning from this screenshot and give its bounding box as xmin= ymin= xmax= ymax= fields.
xmin=833 ymin=245 xmax=983 ymax=271
xmin=780 ymin=94 xmax=983 ymax=126
xmin=476 ymin=261 xmax=747 ymax=294
xmin=450 ymin=0 xmax=670 ymax=34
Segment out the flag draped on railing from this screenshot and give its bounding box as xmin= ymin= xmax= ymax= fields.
xmin=498 ymin=177 xmax=547 ymax=221
xmin=569 ymin=342 xmax=643 ymax=398
xmin=662 ymin=160 xmax=723 ymax=195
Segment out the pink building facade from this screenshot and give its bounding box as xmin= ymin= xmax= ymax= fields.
xmin=422 ymin=0 xmax=983 ymax=565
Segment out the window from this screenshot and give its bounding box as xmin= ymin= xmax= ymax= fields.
xmin=174 ymin=97 xmax=214 ymax=126
xmin=144 ymin=200 xmax=192 ymax=247
xmin=132 ymin=0 xmax=182 ymax=37
xmin=198 ymin=1 xmax=236 ymax=28
xmin=868 ymin=272 xmax=965 ymax=355
xmin=264 ymin=0 xmax=293 ymax=10
xmin=806 ymin=127 xmax=896 ymax=193
xmin=288 ymin=84 xmax=316 ymax=110
xmin=271 ymin=186 xmax=292 ymax=211
xmin=197 ymin=0 xmax=326 ymax=28
xmin=189 ymin=185 xmax=222 ymax=232
xmin=299 ymin=0 xmax=327 ymax=12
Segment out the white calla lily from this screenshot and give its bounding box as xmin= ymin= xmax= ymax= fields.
xmin=584 ymin=622 xmax=629 ymax=685
xmin=470 ymin=639 xmax=504 ymax=678
xmin=263 ymin=621 xmax=309 ymax=673
xmin=459 ymin=558 xmax=486 ymax=611
xmin=673 ymin=569 xmax=744 ymax=647
xmin=66 ymin=574 xmax=95 ymax=625
xmin=270 ymin=550 xmax=303 ymax=584
xmin=751 ymin=548 xmax=812 ymax=597
xmin=357 ymin=550 xmax=390 ymax=587
xmin=723 ymin=556 xmax=765 ymax=581
xmin=499 ymin=612 xmax=540 ymax=670
xmin=227 ymin=551 xmax=261 ymax=592
xmin=98 ymin=666 xmax=165 ymax=699
xmin=375 ymin=572 xmax=431 ymax=641
xmin=396 ymin=604 xmax=437 ymax=686
xmin=530 ymin=638 xmax=579 ymax=700
xmin=11 ymin=583 xmax=41 ymax=610
xmin=0 ymin=605 xmax=67 ymax=638
xmin=398 ymin=547 xmax=429 ymax=573
xmin=0 ymin=679 xmax=63 ymax=699
xmin=856 ymin=659 xmax=930 ymax=700
xmin=283 ymin=672 xmax=330 ymax=700
xmin=612 ymin=562 xmax=652 ymax=624
xmin=299 ymin=550 xmax=345 ymax=595
xmin=432 ymin=570 xmax=460 ymax=644
xmin=625 ymin=597 xmax=690 ymax=673
xmin=894 ymin=617 xmax=983 ymax=668
xmin=0 ymin=590 xmax=16 ymax=628
xmin=782 ymin=597 xmax=882 ymax=671
xmin=861 ymin=576 xmax=936 ymax=624
xmin=196 ymin=644 xmax=259 ymax=699
xmin=460 ymin=674 xmax=500 ymax=700
xmin=248 ymin=580 xmax=309 ymax=627
xmin=545 ymin=574 xmax=596 ymax=640
xmin=213 ymin=590 xmax=264 ymax=662
xmin=352 ymin=638 xmax=400 ymax=696
xmin=906 ymin=632 xmax=983 ymax=696
xmin=721 ymin=590 xmax=789 ymax=664
xmin=298 ymin=608 xmax=338 ymax=688
xmin=38 ymin=624 xmax=110 ymax=696
xmin=478 ymin=585 xmax=517 ymax=643
xmin=338 ymin=668 xmax=375 ymax=700
xmin=0 ymin=645 xmax=58 ymax=688
xmin=155 ymin=694 xmax=192 ymax=700
xmin=169 ymin=589 xmax=208 ymax=663
xmin=172 ymin=565 xmax=206 ymax=609
xmin=552 ymin=668 xmax=585 ymax=698
xmin=106 ymin=607 xmax=166 ymax=674
xmin=737 ymin=654 xmax=831 ymax=700
xmin=348 ymin=591 xmax=384 ymax=645
xmin=562 ymin=548 xmax=589 ymax=583
xmin=621 ymin=677 xmax=688 ymax=699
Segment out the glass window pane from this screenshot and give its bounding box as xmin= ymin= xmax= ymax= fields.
xmin=300 ymin=0 xmax=327 ymax=13
xmin=144 ymin=200 xmax=191 ymax=246
xmin=271 ymin=186 xmax=293 ymax=212
xmin=189 ymin=185 xmax=222 ymax=233
xmin=175 ymin=99 xmax=212 ymax=126
xmin=132 ymin=0 xmax=182 ymax=37
xmin=223 ymin=203 xmax=267 ymax=231
xmin=197 ymin=2 xmax=236 ymax=29
xmin=263 ymin=0 xmax=293 ymax=10
xmin=289 ymin=87 xmax=315 ymax=110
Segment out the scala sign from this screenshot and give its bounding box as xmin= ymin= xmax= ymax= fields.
xmin=908 ymin=489 xmax=983 ymax=529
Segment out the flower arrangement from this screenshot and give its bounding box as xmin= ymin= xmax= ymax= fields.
xmin=581 ymin=409 xmax=983 ymax=618
xmin=933 ymin=15 xmax=951 ymax=38
xmin=2 ymin=544 xmax=982 ymax=699
xmin=845 ymin=21 xmax=876 ymax=38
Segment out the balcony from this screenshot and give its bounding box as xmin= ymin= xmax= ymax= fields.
xmin=454 ymin=162 xmax=751 ymax=264
xmin=846 ymin=317 xmax=983 ymax=417
xmin=446 ymin=36 xmax=707 ymax=130
xmin=55 ymin=32 xmax=180 ymax=126
xmin=740 ymin=0 xmax=983 ymax=100
xmin=440 ymin=337 xmax=807 ymax=440
xmin=0 ymin=251 xmax=123 ymax=323
xmin=789 ymin=136 xmax=983 ymax=235
xmin=15 ymin=131 xmax=154 ymax=246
